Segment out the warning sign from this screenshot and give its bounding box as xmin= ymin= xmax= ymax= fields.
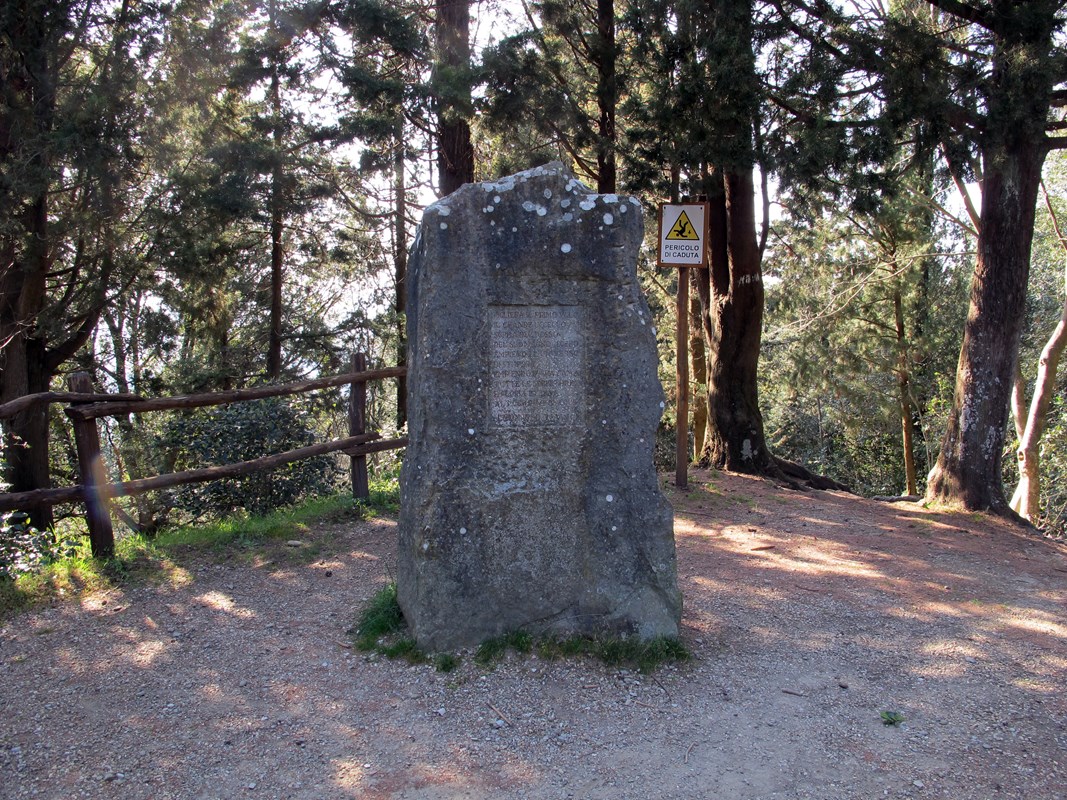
xmin=658 ymin=203 xmax=708 ymax=266
xmin=666 ymin=210 xmax=700 ymax=240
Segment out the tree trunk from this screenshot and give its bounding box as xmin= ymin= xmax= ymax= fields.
xmin=435 ymin=0 xmax=474 ymax=197
xmin=595 ymin=0 xmax=616 ymax=193
xmin=689 ymin=269 xmax=708 ymax=458
xmin=893 ymin=289 xmax=918 ymax=496
xmin=925 ymin=3 xmax=1056 ymax=516
xmin=0 ymin=8 xmax=56 ymax=528
xmin=696 ymin=168 xmax=777 ymax=474
xmin=925 ymin=143 xmax=1044 ymax=513
xmin=1009 ymin=262 xmax=1067 ymax=520
xmin=266 ymin=0 xmax=284 ymax=379
xmin=394 ymin=123 xmax=408 ymax=428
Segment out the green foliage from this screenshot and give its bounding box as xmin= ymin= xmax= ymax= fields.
xmin=1 ymin=492 xmax=364 ymax=618
xmin=0 ymin=512 xmax=79 ymax=580
xmin=160 ymin=397 xmax=338 ymax=520
xmin=434 ymin=652 xmax=459 ymax=673
xmin=881 ymin=710 xmax=905 ymax=726
xmin=352 ymin=583 xmax=406 ymax=651
xmin=478 ymin=630 xmax=690 ymax=673
xmin=475 ymin=630 xmax=534 ymax=665
xmin=760 ymin=187 xmax=970 ymax=495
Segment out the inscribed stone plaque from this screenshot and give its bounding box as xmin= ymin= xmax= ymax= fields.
xmin=489 ymin=305 xmax=583 ymax=428
xmin=397 ymin=162 xmax=681 ymax=650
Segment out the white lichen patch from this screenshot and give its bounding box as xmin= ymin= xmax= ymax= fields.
xmin=536 ymin=206 xmax=547 ymax=216
xmin=603 ymin=213 xmax=614 ymax=225
xmin=563 ymin=213 xmax=573 ymax=222
xmin=468 ymin=428 xmax=475 ymax=435
xmin=440 ymin=223 xmax=448 ymax=230
xmin=522 ymin=200 xmax=535 ymax=212
xmin=629 ymin=196 xmax=640 ymax=206
xmin=602 ymin=194 xmax=619 ymax=204
xmin=560 ymin=198 xmax=571 ymax=208
xmin=579 ymin=199 xmax=596 ymax=211
xmin=606 ymin=494 xmax=614 ymax=502
xmin=543 ymin=189 xmax=552 ymax=199
xmin=436 ymin=205 xmax=451 ymax=216
xmin=561 ymin=243 xmax=572 ymax=253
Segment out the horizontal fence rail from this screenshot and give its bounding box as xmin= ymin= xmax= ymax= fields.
xmin=0 ymin=359 xmax=407 ymax=558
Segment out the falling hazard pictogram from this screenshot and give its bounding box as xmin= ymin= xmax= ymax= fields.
xmin=666 ymin=210 xmax=700 ymax=240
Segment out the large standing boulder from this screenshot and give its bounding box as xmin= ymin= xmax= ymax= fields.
xmin=398 ymin=162 xmax=680 ymax=650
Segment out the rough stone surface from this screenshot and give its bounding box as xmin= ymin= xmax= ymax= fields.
xmin=398 ymin=162 xmax=680 ymax=650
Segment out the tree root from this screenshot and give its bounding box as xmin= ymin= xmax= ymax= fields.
xmin=772 ymin=456 xmax=852 ymax=493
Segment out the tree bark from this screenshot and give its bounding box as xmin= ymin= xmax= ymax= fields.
xmin=266 ymin=0 xmax=285 ymax=379
xmin=689 ymin=269 xmax=708 ymax=458
xmin=435 ymin=0 xmax=474 ymax=196
xmin=924 ymin=1 xmax=1056 ymax=516
xmin=697 ymin=168 xmax=777 ymax=474
xmin=925 ymin=145 xmax=1044 ymax=513
xmin=595 ymin=0 xmax=616 ymax=193
xmin=0 ymin=3 xmax=56 ymax=529
xmin=394 ymin=123 xmax=408 ymax=428
xmin=893 ymin=289 xmax=918 ymax=496
xmin=1009 ymin=262 xmax=1067 ymax=520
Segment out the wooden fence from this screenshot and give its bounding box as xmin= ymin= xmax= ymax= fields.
xmin=0 ymin=356 xmax=407 ymax=559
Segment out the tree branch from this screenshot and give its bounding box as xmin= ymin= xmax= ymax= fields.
xmin=921 ymin=0 xmax=996 ymax=31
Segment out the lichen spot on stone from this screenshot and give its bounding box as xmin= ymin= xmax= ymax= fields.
xmin=536 ymin=206 xmax=547 ymax=216
xmin=603 ymin=213 xmax=614 ymax=225
xmin=459 ymin=527 xmax=467 ymax=535
xmin=543 ymin=189 xmax=552 ymax=199
xmin=603 ymin=194 xmax=619 ymax=204
xmin=522 ymin=201 xmax=535 ymax=212
xmin=561 ymin=243 xmax=572 ymax=253
xmin=580 ymin=199 xmax=596 ymax=211
xmin=561 ymin=198 xmax=571 ymax=208
xmin=437 ymin=205 xmax=451 ymax=216
xmin=440 ymin=223 xmax=448 ymax=230
xmin=606 ymin=494 xmax=614 ymax=502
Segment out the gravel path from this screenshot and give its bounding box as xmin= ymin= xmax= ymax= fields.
xmin=3 ymin=469 xmax=1066 ymax=800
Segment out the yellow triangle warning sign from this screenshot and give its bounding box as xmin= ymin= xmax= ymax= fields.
xmin=666 ymin=210 xmax=700 ymax=240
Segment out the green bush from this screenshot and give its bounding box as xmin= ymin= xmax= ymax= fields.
xmin=0 ymin=511 xmax=78 ymax=580
xmin=160 ymin=397 xmax=337 ymax=519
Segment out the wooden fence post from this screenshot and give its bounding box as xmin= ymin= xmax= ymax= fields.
xmin=349 ymin=353 xmax=370 ymax=500
xmin=66 ymin=373 xmax=115 ymax=559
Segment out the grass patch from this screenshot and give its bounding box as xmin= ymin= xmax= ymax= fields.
xmin=358 ymin=478 xmax=400 ymax=516
xmin=352 ymin=583 xmax=406 ymax=651
xmin=349 ymin=583 xmax=458 ymax=671
xmin=1 ymin=492 xmax=374 ymax=619
xmin=0 ymin=539 xmax=117 ymax=618
xmin=474 ymin=630 xmax=533 ymax=665
xmin=480 ymin=630 xmax=690 ymax=673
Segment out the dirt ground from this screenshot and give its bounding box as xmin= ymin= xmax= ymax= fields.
xmin=2 ymin=469 xmax=1066 ymax=800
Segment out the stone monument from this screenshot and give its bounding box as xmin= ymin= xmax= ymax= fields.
xmin=398 ymin=162 xmax=681 ymax=650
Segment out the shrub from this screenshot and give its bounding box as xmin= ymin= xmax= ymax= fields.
xmin=160 ymin=397 xmax=337 ymax=519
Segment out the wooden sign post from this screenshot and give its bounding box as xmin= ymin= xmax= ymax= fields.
xmin=658 ymin=203 xmax=710 ymax=489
